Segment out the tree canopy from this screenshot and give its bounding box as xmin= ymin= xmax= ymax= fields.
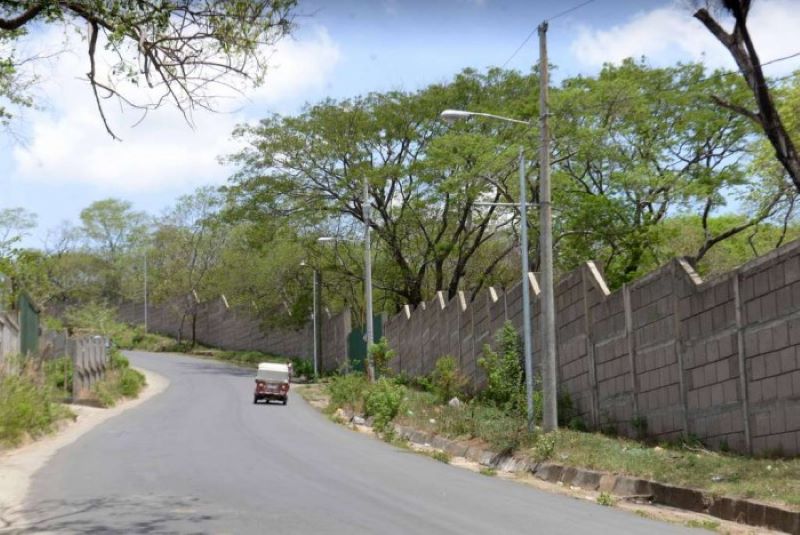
xmin=0 ymin=0 xmax=296 ymax=137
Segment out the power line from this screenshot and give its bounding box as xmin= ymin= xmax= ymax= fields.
xmin=547 ymin=0 xmax=597 ymax=22
xmin=500 ymin=29 xmax=537 ymax=69
xmin=761 ymin=51 xmax=800 ymax=69
xmin=500 ymin=0 xmax=597 ymax=69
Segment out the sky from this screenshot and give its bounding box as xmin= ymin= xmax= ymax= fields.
xmin=3 ymin=0 xmax=800 ymax=248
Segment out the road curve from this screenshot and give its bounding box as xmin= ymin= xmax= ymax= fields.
xmin=15 ymin=352 xmax=689 ymax=534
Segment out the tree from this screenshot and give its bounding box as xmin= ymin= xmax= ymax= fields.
xmin=0 ymin=207 xmax=36 ymax=257
xmin=694 ymin=0 xmax=800 ymax=192
xmin=80 ymin=198 xmax=149 ymax=301
xmin=80 ymin=199 xmax=147 ymax=259
xmin=0 ymin=0 xmax=296 ymax=137
xmin=226 ymin=68 xmax=535 ymax=309
xmin=551 ymin=59 xmax=792 ymax=286
xmin=147 ymin=187 xmax=229 ymax=345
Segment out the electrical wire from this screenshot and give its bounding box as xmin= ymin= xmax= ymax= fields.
xmin=501 ymin=0 xmax=597 ymax=69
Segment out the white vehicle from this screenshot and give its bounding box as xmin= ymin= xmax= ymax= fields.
xmin=253 ymin=362 xmax=290 ymax=405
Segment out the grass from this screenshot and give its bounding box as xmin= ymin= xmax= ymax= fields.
xmin=397 ymin=389 xmax=537 ymax=453
xmin=479 ymin=467 xmax=497 ymax=477
xmin=310 ymin=378 xmax=800 ymax=509
xmin=597 ymin=492 xmax=616 ymax=506
xmin=685 ymin=519 xmax=720 ymax=531
xmin=518 ymin=429 xmax=800 ymax=509
xmin=429 ymin=450 xmax=451 ymax=464
xmin=0 ymin=358 xmax=75 ymax=448
xmin=90 ymin=350 xmax=147 ymax=408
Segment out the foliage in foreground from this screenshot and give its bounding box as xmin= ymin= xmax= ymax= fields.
xmin=364 ymin=378 xmax=406 ymax=434
xmin=430 ymin=355 xmax=468 ymax=404
xmin=91 ymin=349 xmax=147 ymax=408
xmin=0 ymin=358 xmax=74 ymax=447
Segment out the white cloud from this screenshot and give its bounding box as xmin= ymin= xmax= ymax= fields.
xmin=570 ymin=0 xmax=800 ymax=75
xmin=9 ymin=26 xmax=341 ymax=192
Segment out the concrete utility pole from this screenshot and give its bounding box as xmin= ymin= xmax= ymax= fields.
xmin=518 ymin=146 xmax=535 ymax=432
xmin=539 ymin=21 xmax=558 ymax=431
xmin=143 ymin=253 xmax=148 ymax=334
xmin=363 ymin=176 xmax=376 ymax=381
xmin=312 ymin=268 xmax=322 ymax=378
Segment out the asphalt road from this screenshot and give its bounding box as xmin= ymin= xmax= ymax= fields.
xmin=17 ymin=352 xmax=691 ymax=534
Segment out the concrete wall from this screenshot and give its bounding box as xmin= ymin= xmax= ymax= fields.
xmin=384 ymin=239 xmax=800 ymax=456
xmin=117 ymin=298 xmax=350 ymax=373
xmin=70 ymin=335 xmax=109 ymax=400
xmin=0 ymin=311 xmax=20 ymax=366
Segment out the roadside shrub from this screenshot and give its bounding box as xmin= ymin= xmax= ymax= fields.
xmin=429 ymin=450 xmax=450 ymax=463
xmin=0 ymin=361 xmax=73 ymax=446
xmin=92 ymin=379 xmax=117 ymax=408
xmin=567 ymin=416 xmax=588 ymax=432
xmin=109 ymin=349 xmax=130 ymax=369
xmin=430 ymin=355 xmax=468 ymax=404
xmin=327 ymin=373 xmax=369 ymax=414
xmin=364 ymin=378 xmax=406 ymax=433
xmin=368 ymin=337 xmax=395 ymax=378
xmin=478 ymin=322 xmax=525 ymax=415
xmin=91 ymin=367 xmax=146 ymax=407
xmin=471 ymin=404 xmax=532 ymax=453
xmin=291 ymin=358 xmax=313 ymax=378
xmin=532 ymin=432 xmax=558 ymax=461
xmin=44 ymin=357 xmax=73 ymax=395
xmin=631 ymin=416 xmax=648 ymax=440
xmin=597 ymin=492 xmax=616 ymax=507
xmin=117 ymin=368 xmax=146 ymax=397
xmin=437 ymin=404 xmax=475 ymax=437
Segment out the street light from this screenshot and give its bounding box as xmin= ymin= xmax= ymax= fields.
xmin=317 ymin=235 xmax=376 ymax=381
xmin=299 ymin=261 xmax=320 ymax=379
xmin=439 ymin=109 xmax=537 ymax=431
xmin=440 ymin=109 xmax=531 ymax=126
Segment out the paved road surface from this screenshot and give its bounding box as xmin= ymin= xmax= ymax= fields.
xmin=16 ymin=352 xmax=690 ymax=534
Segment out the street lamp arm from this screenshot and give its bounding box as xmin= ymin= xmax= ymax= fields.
xmin=440 ymin=109 xmax=531 ymax=126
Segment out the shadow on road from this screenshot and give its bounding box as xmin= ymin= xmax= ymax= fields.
xmin=10 ymin=495 xmax=216 ymax=534
xmin=171 ymin=360 xmax=254 ymax=378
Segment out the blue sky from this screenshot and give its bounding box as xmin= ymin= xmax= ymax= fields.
xmin=3 ymin=0 xmax=800 ymax=248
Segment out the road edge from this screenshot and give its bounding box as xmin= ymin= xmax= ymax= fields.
xmin=0 ymin=367 xmax=169 ymax=531
xmin=296 ymin=385 xmax=789 ymax=534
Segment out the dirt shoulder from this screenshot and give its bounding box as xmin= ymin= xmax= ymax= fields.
xmin=0 ymin=367 xmax=168 ymax=530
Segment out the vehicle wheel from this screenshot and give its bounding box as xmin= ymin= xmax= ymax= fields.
xmin=253 ymin=397 xmax=258 ymax=404
xmin=282 ymin=398 xmax=287 ymax=406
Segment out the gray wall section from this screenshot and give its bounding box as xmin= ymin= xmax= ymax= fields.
xmin=384 ymin=239 xmax=800 ymax=456
xmin=119 ymin=237 xmax=800 ymax=455
xmin=117 ymin=299 xmax=350 ymax=373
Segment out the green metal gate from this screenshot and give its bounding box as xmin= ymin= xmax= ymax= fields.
xmin=17 ymin=292 xmax=39 ymax=355
xmin=346 ymin=315 xmax=383 ymax=372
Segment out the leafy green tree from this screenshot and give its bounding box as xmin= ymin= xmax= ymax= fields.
xmin=0 ymin=0 xmax=296 ymax=137
xmin=226 ymin=68 xmax=537 ymax=309
xmin=551 ymin=59 xmax=793 ymax=287
xmin=79 ymin=199 xmax=149 ymax=302
xmin=695 ymin=1 xmax=800 ymax=193
xmin=0 ymin=207 xmax=36 ymax=257
xmin=146 ymin=187 xmax=229 ymax=345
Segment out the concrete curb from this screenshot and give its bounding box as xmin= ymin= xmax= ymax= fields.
xmin=393 ymin=425 xmax=799 ymax=534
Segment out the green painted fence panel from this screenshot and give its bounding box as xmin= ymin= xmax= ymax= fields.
xmin=17 ymin=292 xmax=39 ymax=355
xmin=346 ymin=315 xmax=383 ymax=372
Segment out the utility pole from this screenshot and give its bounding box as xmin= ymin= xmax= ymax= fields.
xmin=518 ymin=146 xmax=535 ymax=432
xmin=143 ymin=253 xmax=148 ymax=334
xmin=363 ymin=177 xmax=376 ymax=381
xmin=312 ymin=268 xmax=322 ymax=378
xmin=539 ymin=21 xmax=558 ymax=431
